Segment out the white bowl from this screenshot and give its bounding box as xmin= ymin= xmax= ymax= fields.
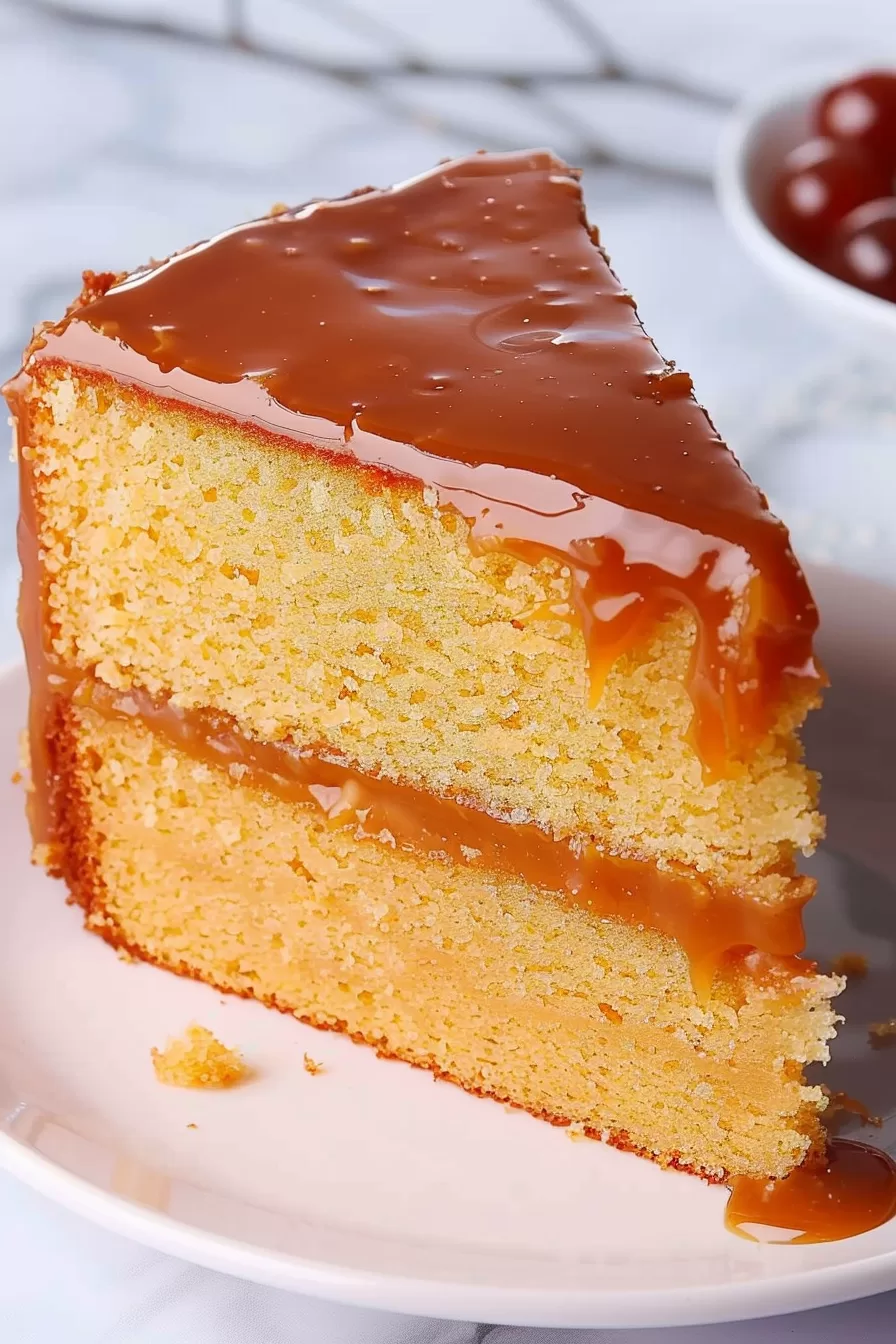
xmin=716 ymin=69 xmax=896 ymax=343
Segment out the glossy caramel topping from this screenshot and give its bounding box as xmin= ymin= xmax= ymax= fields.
xmin=726 ymin=1139 xmax=896 ymax=1244
xmin=58 ymin=671 xmax=807 ymax=994
xmin=33 ymin=149 xmax=820 ymax=771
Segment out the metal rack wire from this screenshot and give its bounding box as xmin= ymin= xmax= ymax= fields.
xmin=23 ymin=0 xmax=730 ymax=182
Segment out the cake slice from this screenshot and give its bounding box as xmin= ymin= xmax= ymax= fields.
xmin=6 ymin=149 xmax=840 ymax=1181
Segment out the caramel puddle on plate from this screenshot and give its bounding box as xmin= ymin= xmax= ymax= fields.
xmin=726 ymin=1139 xmax=896 ymax=1245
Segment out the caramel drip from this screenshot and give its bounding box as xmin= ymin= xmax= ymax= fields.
xmin=18 ymin=150 xmax=821 ymax=774
xmin=60 ymin=671 xmax=807 ymax=995
xmin=726 ymin=1139 xmax=896 ymax=1244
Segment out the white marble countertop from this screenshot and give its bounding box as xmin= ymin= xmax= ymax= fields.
xmin=1 ymin=2 xmax=895 ymax=1339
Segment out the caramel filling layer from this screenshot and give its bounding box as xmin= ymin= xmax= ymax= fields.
xmin=54 ymin=671 xmax=808 ymax=994
xmin=12 ymin=149 xmax=823 ymax=776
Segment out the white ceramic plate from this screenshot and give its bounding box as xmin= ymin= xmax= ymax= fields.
xmin=1 ymin=564 xmax=895 ymax=1330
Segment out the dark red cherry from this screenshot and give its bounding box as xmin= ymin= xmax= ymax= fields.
xmin=826 ymin=196 xmax=896 ymax=301
xmin=770 ymin=137 xmax=889 ymax=256
xmin=816 ymin=71 xmax=896 ymax=169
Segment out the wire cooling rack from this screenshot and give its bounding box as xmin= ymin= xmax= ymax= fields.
xmin=20 ymin=0 xmax=730 ymax=182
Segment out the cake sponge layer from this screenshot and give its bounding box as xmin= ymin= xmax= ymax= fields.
xmin=28 ymin=368 xmax=821 ymax=897
xmin=50 ymin=697 xmax=840 ymax=1181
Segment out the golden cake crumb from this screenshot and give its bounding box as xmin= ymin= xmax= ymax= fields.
xmin=186 ymin=1122 xmax=198 ymax=1130
xmin=10 ymin=770 xmax=22 ymax=785
xmin=303 ymin=1053 xmax=324 ymax=1075
xmin=870 ymin=1020 xmax=896 ymax=1048
xmin=151 ymin=1024 xmax=246 ymax=1088
xmin=31 ymin=842 xmax=52 ymax=868
xmin=831 ymin=952 xmax=869 ymax=979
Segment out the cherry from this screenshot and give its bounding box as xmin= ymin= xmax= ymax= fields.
xmin=770 ymin=137 xmax=890 ymax=257
xmin=816 ymin=71 xmax=896 ymax=169
xmin=826 ymin=196 xmax=896 ymax=301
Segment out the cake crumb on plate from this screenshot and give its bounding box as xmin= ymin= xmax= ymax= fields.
xmin=151 ymin=1024 xmax=247 ymax=1088
xmin=303 ymin=1053 xmax=324 ymax=1075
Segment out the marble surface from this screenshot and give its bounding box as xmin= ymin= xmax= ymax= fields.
xmin=1 ymin=2 xmax=895 ymax=1339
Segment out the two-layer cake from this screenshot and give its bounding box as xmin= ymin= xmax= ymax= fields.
xmin=6 ymin=150 xmax=840 ymax=1181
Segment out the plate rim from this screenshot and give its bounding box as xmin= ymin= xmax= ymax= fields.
xmin=3 ymin=1122 xmax=896 ymax=1330
xmin=3 ymin=563 xmax=896 ymax=1330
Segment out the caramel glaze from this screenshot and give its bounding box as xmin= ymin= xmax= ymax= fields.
xmin=726 ymin=1139 xmax=896 ymax=1244
xmin=43 ymin=668 xmax=807 ymax=999
xmin=19 ymin=149 xmax=821 ymax=776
